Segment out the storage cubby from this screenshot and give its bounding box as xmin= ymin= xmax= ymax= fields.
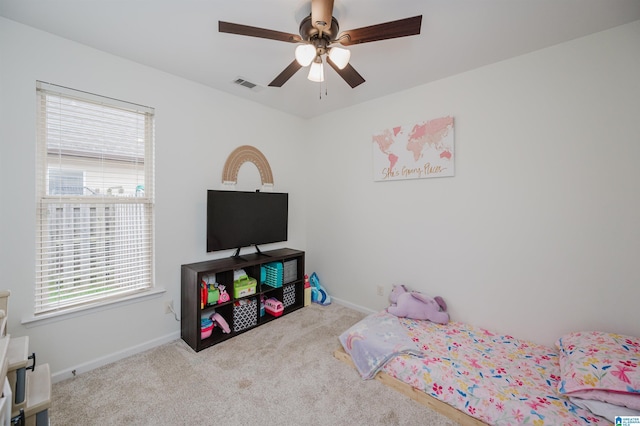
xmin=0 ymin=291 xmax=51 ymax=426
xmin=181 ymin=248 xmax=305 ymax=352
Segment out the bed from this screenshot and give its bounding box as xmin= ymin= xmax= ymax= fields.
xmin=335 ymin=311 xmax=640 ymax=425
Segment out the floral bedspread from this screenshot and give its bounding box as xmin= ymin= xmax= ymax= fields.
xmin=353 ymin=316 xmax=611 ymax=425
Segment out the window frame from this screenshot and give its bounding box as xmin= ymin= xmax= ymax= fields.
xmin=34 ymin=81 xmax=156 ymax=317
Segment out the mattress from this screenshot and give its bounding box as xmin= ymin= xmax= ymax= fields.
xmin=340 ymin=312 xmax=611 ymax=425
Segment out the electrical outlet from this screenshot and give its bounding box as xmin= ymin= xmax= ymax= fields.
xmin=376 ymin=285 xmax=384 ymax=297
xmin=164 ymin=300 xmax=173 ymax=314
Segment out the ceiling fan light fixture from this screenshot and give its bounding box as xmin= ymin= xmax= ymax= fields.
xmin=328 ymin=46 xmax=350 ymax=69
xmin=307 ymin=57 xmax=325 ymax=82
xmin=220 ymin=5 xmax=422 ymax=89
xmin=295 ymin=44 xmax=316 ymax=67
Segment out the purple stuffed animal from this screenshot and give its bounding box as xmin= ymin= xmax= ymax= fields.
xmin=387 ymin=284 xmax=449 ymax=324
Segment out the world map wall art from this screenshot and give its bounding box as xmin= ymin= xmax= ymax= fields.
xmin=372 ymin=116 xmax=454 ymax=182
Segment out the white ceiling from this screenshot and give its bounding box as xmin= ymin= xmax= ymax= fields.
xmin=1 ymin=0 xmax=639 ymax=119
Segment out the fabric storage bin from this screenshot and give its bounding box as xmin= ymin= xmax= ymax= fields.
xmin=283 ymin=283 xmax=296 ymax=308
xmin=283 ymin=260 xmax=297 ymax=284
xmin=232 ymin=298 xmax=257 ymax=332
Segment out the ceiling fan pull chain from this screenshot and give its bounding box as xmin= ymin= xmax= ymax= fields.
xmin=324 ymin=66 xmax=331 ymax=99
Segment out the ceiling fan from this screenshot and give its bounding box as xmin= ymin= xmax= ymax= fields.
xmin=219 ymin=0 xmax=422 ymax=88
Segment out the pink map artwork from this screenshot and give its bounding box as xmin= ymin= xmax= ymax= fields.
xmin=372 ymin=116 xmax=454 ymax=181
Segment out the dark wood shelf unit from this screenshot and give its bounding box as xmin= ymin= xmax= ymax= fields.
xmin=181 ymin=248 xmax=305 ymax=352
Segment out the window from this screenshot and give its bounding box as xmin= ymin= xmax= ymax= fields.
xmin=35 ymin=81 xmax=155 ymax=315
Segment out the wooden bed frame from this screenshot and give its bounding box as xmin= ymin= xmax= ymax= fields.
xmin=333 ymin=347 xmax=488 ymax=426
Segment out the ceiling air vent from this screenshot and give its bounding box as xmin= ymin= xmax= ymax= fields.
xmin=232 ymin=77 xmax=263 ymax=92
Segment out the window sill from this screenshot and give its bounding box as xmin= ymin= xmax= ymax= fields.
xmin=21 ymin=287 xmax=166 ymax=328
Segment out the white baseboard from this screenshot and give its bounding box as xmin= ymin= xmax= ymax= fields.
xmin=51 ymin=330 xmax=180 ymax=383
xmin=331 ymin=297 xmax=376 ymax=315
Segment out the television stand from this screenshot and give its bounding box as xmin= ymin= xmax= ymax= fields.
xmin=181 ymin=248 xmax=305 ymax=352
xmin=231 ymin=246 xmax=272 ymax=260
xmin=254 ymin=245 xmax=272 ymax=257
xmin=231 ymin=247 xmax=247 ymax=262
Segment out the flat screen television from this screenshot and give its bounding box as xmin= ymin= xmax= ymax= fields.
xmin=207 ymin=190 xmax=288 ymax=257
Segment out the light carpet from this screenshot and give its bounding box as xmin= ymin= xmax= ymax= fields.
xmin=50 ymin=303 xmax=459 ymax=425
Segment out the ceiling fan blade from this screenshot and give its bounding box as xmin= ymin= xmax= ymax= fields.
xmin=337 ymin=15 xmax=422 ymax=46
xmin=327 ymin=57 xmax=365 ymax=88
xmin=268 ymin=60 xmax=303 ymax=87
xmin=219 ymin=21 xmax=302 ymax=43
xmin=311 ymin=0 xmax=335 ymax=32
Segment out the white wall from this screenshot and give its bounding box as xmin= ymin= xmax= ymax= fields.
xmin=1 ymin=15 xmax=639 ymax=380
xmin=0 ymin=17 xmax=308 ymax=380
xmin=305 ymin=20 xmax=640 ymax=347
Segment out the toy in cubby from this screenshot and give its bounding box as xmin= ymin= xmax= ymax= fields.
xmin=200 ymin=318 xmax=214 ymax=340
xmin=217 ymin=284 xmax=230 ymax=303
xmin=232 ymin=268 xmax=257 ymax=298
xmin=200 ymin=309 xmax=231 ymax=340
xmin=207 ymin=284 xmax=219 ymax=305
xmin=210 ymin=312 xmax=230 ymax=334
xmin=201 ymin=273 xmax=222 ymax=308
xmin=201 ymin=282 xmax=221 ymax=308
xmin=264 ymin=298 xmax=284 ymax=317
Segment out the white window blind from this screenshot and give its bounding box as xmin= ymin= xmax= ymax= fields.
xmin=35 ymin=81 xmax=155 ymax=314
